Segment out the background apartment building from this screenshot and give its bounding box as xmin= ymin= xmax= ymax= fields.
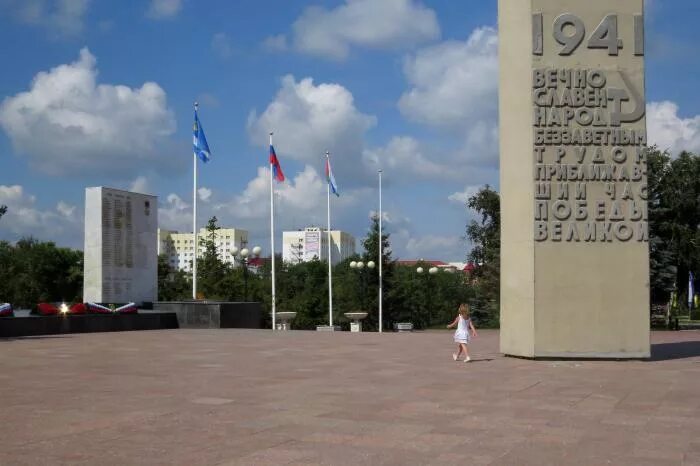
xmin=282 ymin=227 xmax=356 ymax=266
xmin=158 ymin=227 xmax=248 ymax=272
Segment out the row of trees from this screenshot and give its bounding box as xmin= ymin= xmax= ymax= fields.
xmin=0 ymin=238 xmax=83 ymax=307
xmin=161 ymin=216 xmax=480 ymax=330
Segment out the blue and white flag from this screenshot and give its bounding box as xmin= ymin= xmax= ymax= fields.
xmin=326 ymin=157 xmax=339 ymax=197
xmin=193 ymin=109 xmax=211 ymax=163
xmin=689 ymin=271 xmax=695 ymax=310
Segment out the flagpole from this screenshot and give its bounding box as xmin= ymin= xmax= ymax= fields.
xmin=270 ymin=132 xmax=277 ymax=331
xmin=192 ymin=101 xmax=198 ymax=300
xmin=378 ymin=169 xmax=383 ymax=333
xmin=326 ymin=151 xmax=333 ymax=328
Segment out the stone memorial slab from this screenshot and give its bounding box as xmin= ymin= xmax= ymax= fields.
xmin=83 ymin=187 xmax=158 ymax=305
xmin=499 ymin=0 xmax=649 ymax=358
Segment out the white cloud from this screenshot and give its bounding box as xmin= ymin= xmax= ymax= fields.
xmin=158 ymin=193 xmax=191 ymax=233
xmin=218 ymin=166 xmax=339 ymax=222
xmin=399 ymin=26 xmax=498 ymax=130
xmin=0 ymin=185 xmax=81 ymax=247
xmin=363 ymin=136 xmax=456 ymax=181
xmin=146 ymin=0 xmax=183 ymax=19
xmin=197 ymin=187 xmax=212 ymax=202
xmin=263 ymin=34 xmax=288 ymax=52
xmin=291 ymin=0 xmax=439 ymax=60
xmin=647 ymin=101 xmax=700 ymax=155
xmin=2 ymin=0 xmax=90 ymax=37
xmin=247 ymin=75 xmax=376 ymax=183
xmin=0 ymin=48 xmax=179 ymax=177
xmin=448 ymin=185 xmax=480 ymax=205
xmin=211 ymin=32 xmax=233 ymax=59
xmin=129 ymin=176 xmax=150 ymax=194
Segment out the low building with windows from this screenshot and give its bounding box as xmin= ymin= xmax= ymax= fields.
xmin=158 ymin=227 xmax=249 ymax=272
xmin=282 ymin=227 xmax=356 ymax=266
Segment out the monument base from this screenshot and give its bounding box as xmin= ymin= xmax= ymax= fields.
xmin=505 ymin=352 xmax=649 ymax=361
xmin=153 ymin=301 xmax=263 ymax=329
xmin=0 ymin=312 xmax=178 ymax=338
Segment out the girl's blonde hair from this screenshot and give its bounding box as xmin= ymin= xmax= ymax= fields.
xmin=458 ymin=303 xmax=470 ymax=318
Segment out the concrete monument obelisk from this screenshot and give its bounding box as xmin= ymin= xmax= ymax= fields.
xmin=499 ymin=0 xmax=649 ymax=358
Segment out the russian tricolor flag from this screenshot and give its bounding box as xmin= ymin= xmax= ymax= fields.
xmin=269 ymin=145 xmax=285 ymax=182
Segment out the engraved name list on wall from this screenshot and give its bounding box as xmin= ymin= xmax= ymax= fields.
xmin=531 ymin=12 xmax=648 ymax=243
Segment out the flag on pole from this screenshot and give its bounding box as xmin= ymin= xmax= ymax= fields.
xmin=193 ymin=110 xmax=211 ymax=163
xmin=326 ymin=157 xmax=339 ymax=197
xmin=689 ymin=271 xmax=695 ymax=310
xmin=269 ymin=145 xmax=285 ymax=182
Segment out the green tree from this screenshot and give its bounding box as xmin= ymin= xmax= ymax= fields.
xmin=0 ymin=238 xmax=83 ymax=308
xmin=0 ymin=205 xmax=6 ymax=220
xmin=647 ymin=149 xmax=700 ymax=308
xmin=157 ymin=254 xmax=191 ymax=301
xmin=197 ymin=216 xmax=227 ymax=299
xmin=466 ymin=186 xmax=500 ymax=327
xmin=647 ymin=148 xmax=677 ymax=303
xmin=362 ymin=214 xmax=394 ymax=331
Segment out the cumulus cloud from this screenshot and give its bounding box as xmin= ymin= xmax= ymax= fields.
xmin=247 ymin=75 xmax=376 ymax=183
xmin=129 ymin=176 xmax=151 ymax=194
xmin=197 ymin=187 xmax=212 ymax=202
xmin=146 ymin=0 xmax=183 ymax=19
xmin=0 ymin=48 xmax=179 ymax=177
xmin=0 ymin=185 xmax=81 ymax=247
xmin=448 ymin=185 xmax=481 ymax=205
xmin=399 ymin=27 xmax=498 ymax=130
xmin=1 ymin=0 xmax=90 ymax=37
xmin=363 ymin=136 xmax=453 ymax=181
xmin=290 ymin=0 xmax=440 ymax=60
xmin=396 ymin=26 xmax=500 ymax=168
xmin=647 ymin=101 xmax=700 ymax=155
xmin=158 ymin=193 xmax=191 ymax=233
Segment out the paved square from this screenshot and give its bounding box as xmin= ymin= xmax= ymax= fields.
xmin=1 ymin=329 xmax=699 ymax=465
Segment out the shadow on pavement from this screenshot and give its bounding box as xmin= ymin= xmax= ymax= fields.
xmin=651 ymin=340 xmax=700 ymax=361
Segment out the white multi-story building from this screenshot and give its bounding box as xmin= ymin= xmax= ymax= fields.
xmin=158 ymin=228 xmax=249 ymax=272
xmin=282 ymin=227 xmax=356 ymax=266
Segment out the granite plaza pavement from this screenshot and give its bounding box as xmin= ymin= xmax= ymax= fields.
xmin=1 ymin=329 xmax=699 ymax=465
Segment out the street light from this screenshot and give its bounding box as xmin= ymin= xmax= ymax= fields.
xmin=349 ymin=260 xmax=370 ymax=321
xmin=415 ymin=265 xmax=440 ymax=327
xmin=231 ymin=245 xmax=262 ymax=301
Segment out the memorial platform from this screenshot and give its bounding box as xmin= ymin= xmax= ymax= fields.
xmin=1 ymin=329 xmax=699 ymax=464
xmin=0 ymin=311 xmax=178 ymax=338
xmin=153 ymin=301 xmax=263 ymax=329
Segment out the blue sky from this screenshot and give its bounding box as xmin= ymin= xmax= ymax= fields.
xmin=1 ymin=0 xmax=699 ymax=261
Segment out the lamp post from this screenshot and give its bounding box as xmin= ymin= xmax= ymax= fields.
xmin=349 ymin=260 xmax=376 ymax=326
xmin=415 ymin=265 xmax=440 ymax=328
xmin=231 ymin=245 xmax=262 ymax=301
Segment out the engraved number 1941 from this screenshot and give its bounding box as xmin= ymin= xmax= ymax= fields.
xmin=533 ymin=13 xmax=644 ymax=56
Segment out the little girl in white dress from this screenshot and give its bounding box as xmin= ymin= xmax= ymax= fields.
xmin=446 ymin=303 xmax=478 ymax=362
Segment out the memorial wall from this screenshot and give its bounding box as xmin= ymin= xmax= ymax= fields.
xmin=499 ymin=0 xmax=650 ymax=358
xmin=83 ymin=187 xmax=158 ymax=305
